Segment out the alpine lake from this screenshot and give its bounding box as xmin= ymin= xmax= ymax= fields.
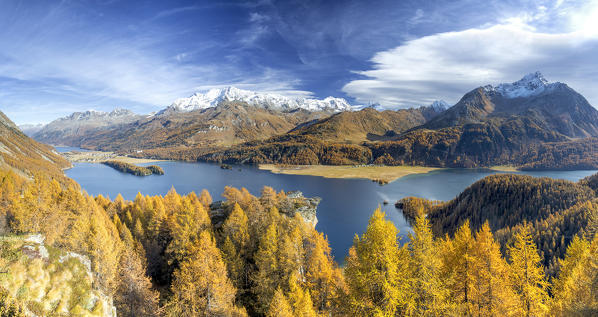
xmin=58 ymin=147 xmax=598 ymax=260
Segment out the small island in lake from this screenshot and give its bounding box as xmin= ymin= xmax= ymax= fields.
xmin=102 ymin=160 xmax=164 ymax=176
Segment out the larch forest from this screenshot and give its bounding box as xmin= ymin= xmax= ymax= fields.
xmin=3 ymin=0 xmax=598 ymax=316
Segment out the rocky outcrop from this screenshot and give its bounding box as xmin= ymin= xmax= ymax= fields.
xmin=209 ymin=191 xmax=320 ymax=228
xmin=283 ymin=191 xmax=320 ymax=227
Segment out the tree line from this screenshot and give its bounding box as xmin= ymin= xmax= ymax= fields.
xmin=1 ymin=168 xmax=597 ymax=316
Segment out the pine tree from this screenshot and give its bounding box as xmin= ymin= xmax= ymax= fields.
xmin=167 ymin=230 xmax=244 ymax=316
xmin=551 ymin=235 xmax=598 ymax=315
xmin=166 ymin=195 xmax=210 ymax=265
xmin=115 ymin=249 xmax=160 ymax=317
xmin=443 ymin=221 xmax=476 ymax=314
xmin=470 ymin=222 xmax=518 ymax=316
xmin=223 ymin=186 xmax=244 ymax=205
xmin=223 ymin=203 xmax=250 ymax=252
xmin=508 ymin=225 xmax=549 ymax=317
xmin=260 ymin=186 xmax=278 ymax=209
xmin=253 ymin=223 xmax=280 ymax=314
xmin=288 ymin=278 xmax=317 ymax=317
xmin=267 ymin=288 xmax=293 ymax=317
xmin=199 ymin=189 xmax=212 ymax=209
xmin=278 ymin=225 xmax=305 ymax=291
xmin=221 ymin=236 xmax=244 ymax=288
xmin=305 ymin=229 xmax=344 ymax=314
xmin=344 ymin=208 xmax=409 ymax=316
xmin=408 ymin=215 xmax=449 ymax=316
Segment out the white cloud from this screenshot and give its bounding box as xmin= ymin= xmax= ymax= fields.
xmin=0 ymin=2 xmax=309 ymax=124
xmin=343 ymin=19 xmax=598 ymax=108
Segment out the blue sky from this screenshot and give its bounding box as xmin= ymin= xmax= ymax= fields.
xmin=1 ymin=0 xmax=598 ymax=124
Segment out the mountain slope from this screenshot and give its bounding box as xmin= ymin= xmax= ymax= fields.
xmin=365 ymin=72 xmax=598 ymax=168
xmin=193 ymin=104 xmax=447 ymax=165
xmin=424 ymin=72 xmax=598 ymax=138
xmin=0 ymin=111 xmax=69 ymax=177
xmin=288 ymin=104 xmax=446 ymax=144
xmin=195 ymin=73 xmax=598 ymax=169
xmin=28 ymin=87 xmax=350 ymax=152
xmin=32 ymin=109 xmax=145 ymax=146
xmin=57 ymin=101 xmax=331 ymax=152
xmin=18 ymin=123 xmax=44 ymax=136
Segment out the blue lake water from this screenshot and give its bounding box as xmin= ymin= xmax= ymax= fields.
xmin=60 ymin=148 xmax=598 ymax=260
xmin=55 ymin=146 xmax=90 ymax=153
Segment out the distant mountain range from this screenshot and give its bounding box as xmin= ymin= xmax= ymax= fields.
xmin=165 ymin=86 xmax=355 ymax=113
xmin=22 ymin=87 xmax=445 ymax=151
xmin=196 ymin=73 xmax=598 ymax=169
xmin=423 ymin=72 xmax=598 ymax=137
xmin=29 ymin=109 xmax=147 ymax=147
xmin=19 ymin=73 xmax=598 ymax=169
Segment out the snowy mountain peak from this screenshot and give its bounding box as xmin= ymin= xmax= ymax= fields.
xmin=167 ymin=86 xmax=354 ymax=113
xmin=428 ymin=100 xmax=450 ymax=112
xmin=60 ymin=108 xmax=137 ymax=122
xmin=490 ymin=72 xmax=561 ymax=98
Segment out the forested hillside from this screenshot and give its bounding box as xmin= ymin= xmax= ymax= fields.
xmin=1 ymin=110 xmax=596 ymax=316
xmin=0 ymin=111 xmax=69 ymax=178
xmin=288 ymin=106 xmax=442 ymax=144
xmin=2 ymin=167 xmax=597 ymax=316
xmin=399 ymin=173 xmax=598 ymax=276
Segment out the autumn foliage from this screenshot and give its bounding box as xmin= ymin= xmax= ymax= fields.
xmin=1 ymin=167 xmax=598 ymax=316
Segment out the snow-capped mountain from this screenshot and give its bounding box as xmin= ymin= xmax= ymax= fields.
xmin=166 ymin=86 xmax=354 ymax=113
xmin=19 ymin=123 xmax=45 ymax=136
xmin=32 ymin=108 xmax=145 ymax=146
xmin=427 ymin=100 xmax=450 ymax=112
xmin=364 ymin=100 xmax=450 ymax=112
xmin=61 ymin=108 xmax=138 ymax=121
xmin=484 ymin=71 xmax=563 ymax=98
xmin=425 ymin=71 xmax=598 ymax=138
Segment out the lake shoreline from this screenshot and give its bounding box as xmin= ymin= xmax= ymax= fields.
xmin=59 ymin=150 xmax=167 ymax=164
xmin=259 ymin=164 xmax=441 ymax=183
xmin=259 ymin=164 xmax=523 ymax=183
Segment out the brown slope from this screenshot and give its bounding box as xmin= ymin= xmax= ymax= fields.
xmin=195 ymin=106 xmax=445 ymax=165
xmin=0 ymin=111 xmax=69 ymax=178
xmin=288 ymin=107 xmax=432 ymax=144
xmin=65 ymin=101 xmax=331 ymax=152
xmin=423 ymin=82 xmax=598 ymax=138
xmin=366 ymin=76 xmax=598 ymax=169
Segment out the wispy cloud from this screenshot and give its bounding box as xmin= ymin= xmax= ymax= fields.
xmin=0 ymin=1 xmax=309 ymax=124
xmin=343 ymin=1 xmax=598 ymax=108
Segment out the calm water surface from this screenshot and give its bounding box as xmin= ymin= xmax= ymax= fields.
xmin=60 ymin=148 xmax=598 ymax=260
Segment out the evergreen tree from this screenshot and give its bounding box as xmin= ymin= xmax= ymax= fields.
xmin=408 ymin=215 xmax=450 ymax=315
xmin=471 ymin=222 xmax=518 ymax=316
xmin=551 ymin=235 xmax=598 ymax=315
xmin=508 ymin=225 xmax=550 ymax=317
xmin=344 ymin=208 xmax=410 ymax=316
xmin=267 ymin=288 xmax=294 ymax=317
xmin=167 ymin=230 xmax=245 ymax=316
